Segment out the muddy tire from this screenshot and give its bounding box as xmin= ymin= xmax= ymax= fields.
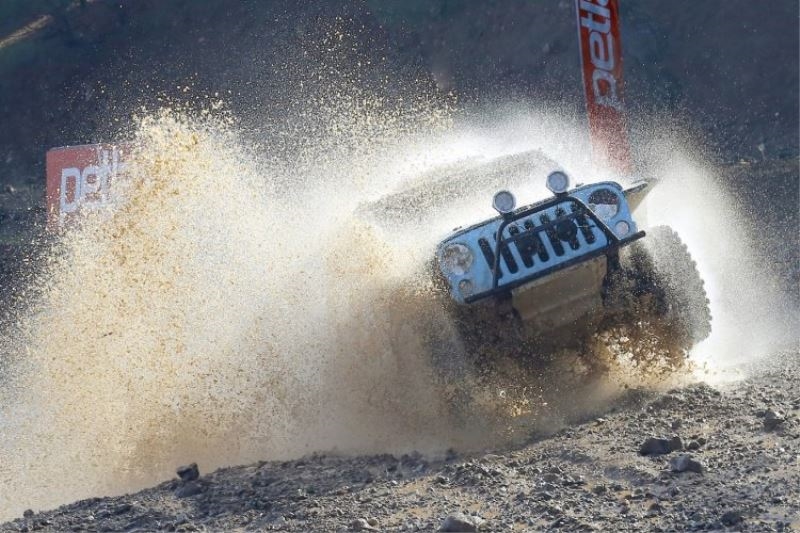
xmin=612 ymin=225 xmax=711 ymax=348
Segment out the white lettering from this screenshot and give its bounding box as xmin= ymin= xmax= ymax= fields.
xmin=80 ymin=164 xmax=109 ymax=209
xmin=56 ymin=147 xmax=125 ymax=223
xmin=580 ymin=0 xmax=621 ymax=110
xmin=580 ymin=0 xmax=610 ymax=19
xmin=581 ymin=12 xmax=610 ymax=33
xmin=589 ymin=30 xmax=614 ymax=70
xmin=60 ymin=168 xmax=81 ymax=215
xmin=592 ymin=69 xmax=622 ymax=109
xmin=81 ymin=165 xmax=101 ymax=196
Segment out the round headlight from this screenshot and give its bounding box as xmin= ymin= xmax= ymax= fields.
xmin=614 ymin=220 xmax=630 ymax=236
xmin=441 ymin=243 xmax=474 ymax=276
xmin=546 ymin=171 xmax=570 ymax=194
xmin=587 ymin=188 xmax=620 ymax=220
xmin=492 ymin=190 xmax=516 ymax=215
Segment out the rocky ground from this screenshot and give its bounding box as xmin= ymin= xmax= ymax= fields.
xmin=3 ymin=350 xmax=798 ymax=532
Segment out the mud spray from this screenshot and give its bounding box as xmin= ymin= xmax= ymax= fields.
xmin=0 ymin=96 xmax=795 ymax=518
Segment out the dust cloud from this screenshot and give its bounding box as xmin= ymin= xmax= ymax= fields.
xmin=0 ymin=98 xmax=794 ymax=519
xmin=0 ymin=101 xmax=458 ymax=518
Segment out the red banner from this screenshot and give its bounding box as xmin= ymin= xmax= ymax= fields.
xmin=45 ymin=144 xmax=126 ymax=229
xmin=575 ymin=0 xmax=633 ymax=174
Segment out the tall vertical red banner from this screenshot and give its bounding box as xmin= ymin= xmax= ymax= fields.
xmin=575 ymin=0 xmax=633 ymax=175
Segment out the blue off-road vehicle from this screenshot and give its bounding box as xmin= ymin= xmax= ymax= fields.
xmin=368 ymin=150 xmax=710 ymax=385
xmin=430 ymin=160 xmax=711 ymax=374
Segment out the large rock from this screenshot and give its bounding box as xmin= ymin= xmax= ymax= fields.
xmin=669 ymin=454 xmax=704 ymax=474
xmin=174 ymin=482 xmax=203 ymax=499
xmin=721 ymin=510 xmax=743 ymax=526
xmin=763 ymin=409 xmax=785 ymax=431
xmin=639 ymin=436 xmax=683 ymax=456
xmin=350 ymin=518 xmax=378 ymax=531
xmin=440 ymin=512 xmax=484 ymax=532
xmin=177 ymin=463 xmax=200 ymax=482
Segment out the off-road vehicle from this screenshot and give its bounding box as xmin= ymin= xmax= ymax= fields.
xmin=427 ymin=155 xmax=711 ymax=383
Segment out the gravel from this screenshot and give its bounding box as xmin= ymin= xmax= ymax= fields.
xmin=2 ymin=351 xmax=798 ymax=532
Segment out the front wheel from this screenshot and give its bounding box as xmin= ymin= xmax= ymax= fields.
xmin=603 ymin=225 xmax=711 ymax=367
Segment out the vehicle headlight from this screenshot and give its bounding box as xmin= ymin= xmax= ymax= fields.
xmin=441 ymin=243 xmax=474 ymax=276
xmin=546 ymin=171 xmax=570 ymax=194
xmin=587 ymin=188 xmax=620 ymax=220
xmin=615 ymin=220 xmax=630 ymax=236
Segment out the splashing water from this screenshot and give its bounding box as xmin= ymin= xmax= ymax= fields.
xmin=635 ymin=135 xmax=798 ymax=379
xmin=0 ymin=99 xmax=795 ymax=520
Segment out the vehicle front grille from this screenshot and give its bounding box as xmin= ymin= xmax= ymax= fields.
xmin=477 ymin=203 xmax=607 ymax=279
